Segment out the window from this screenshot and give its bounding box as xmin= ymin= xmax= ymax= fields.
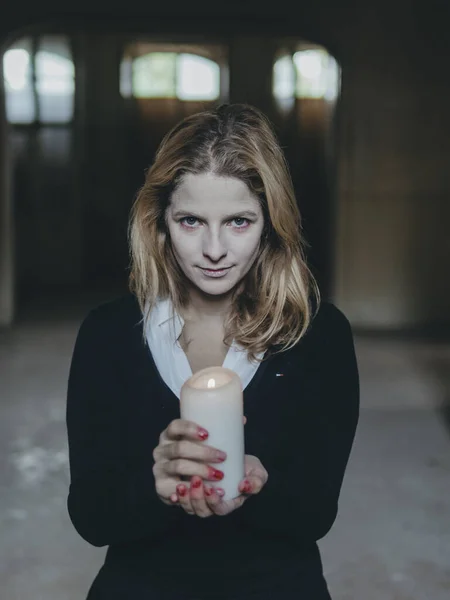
xmin=131 ymin=52 xmax=176 ymax=98
xmin=120 ymin=51 xmax=220 ymax=101
xmin=3 ymin=35 xmax=75 ymax=124
xmin=273 ymin=47 xmax=340 ymax=102
xmin=3 ymin=39 xmax=34 ymax=124
xmin=294 ymin=49 xmax=339 ymax=100
xmin=273 ymin=54 xmax=296 ymax=102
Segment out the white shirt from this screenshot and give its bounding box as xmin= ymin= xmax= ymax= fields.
xmin=144 ymin=297 xmax=265 ymax=399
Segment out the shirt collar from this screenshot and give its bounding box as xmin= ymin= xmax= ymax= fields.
xmin=148 ymin=297 xmax=248 ymax=353
xmin=149 ymin=297 xmax=184 ymax=344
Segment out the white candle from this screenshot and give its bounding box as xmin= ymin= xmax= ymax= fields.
xmin=180 ymin=366 xmax=245 ymax=500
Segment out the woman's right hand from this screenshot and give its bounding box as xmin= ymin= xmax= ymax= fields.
xmin=152 ymin=418 xmax=227 ymax=508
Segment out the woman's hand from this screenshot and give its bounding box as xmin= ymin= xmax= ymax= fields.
xmin=175 ymin=454 xmax=268 ymax=518
xmin=153 ymin=418 xmax=228 ymax=507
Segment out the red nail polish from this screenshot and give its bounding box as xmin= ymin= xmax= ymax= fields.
xmin=177 ymin=485 xmax=187 ymax=497
xmin=198 ymin=428 xmax=209 ymax=440
xmin=192 ymin=477 xmax=202 ymax=489
xmin=208 ymin=467 xmax=224 ymax=481
xmin=204 ymin=486 xmax=213 ymax=496
xmin=242 ymin=480 xmax=252 ymax=493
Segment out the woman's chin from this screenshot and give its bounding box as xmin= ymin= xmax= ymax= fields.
xmin=190 ymin=277 xmax=237 ymax=298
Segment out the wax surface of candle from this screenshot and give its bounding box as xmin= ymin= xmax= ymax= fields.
xmin=180 ymin=366 xmax=245 ymax=500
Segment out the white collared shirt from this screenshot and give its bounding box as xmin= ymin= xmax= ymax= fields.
xmin=144 ymin=297 xmax=264 ymax=399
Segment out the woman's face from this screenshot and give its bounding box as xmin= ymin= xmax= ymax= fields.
xmin=166 ymin=172 xmax=265 ymax=298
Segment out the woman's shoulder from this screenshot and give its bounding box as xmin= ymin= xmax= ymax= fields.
xmin=296 ymin=299 xmax=354 ymax=351
xmin=77 ymin=293 xmax=142 ymax=339
xmin=270 ymin=300 xmax=353 ymax=361
xmin=311 ymin=300 xmax=352 ymax=332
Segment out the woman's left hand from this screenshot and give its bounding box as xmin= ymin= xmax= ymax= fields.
xmin=172 ymin=454 xmax=268 ymax=518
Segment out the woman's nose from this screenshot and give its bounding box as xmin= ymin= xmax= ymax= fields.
xmin=202 ymin=230 xmax=227 ymax=262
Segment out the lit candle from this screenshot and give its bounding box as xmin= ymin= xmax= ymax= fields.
xmin=180 ymin=366 xmax=245 ymax=500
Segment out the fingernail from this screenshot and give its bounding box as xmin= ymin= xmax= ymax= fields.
xmin=191 ymin=477 xmax=202 ymax=489
xmin=198 ymin=427 xmax=209 ymax=440
xmin=208 ymin=467 xmax=224 ymax=481
xmin=216 ymin=488 xmax=225 ymax=497
xmin=204 ymin=486 xmax=213 ymax=496
xmin=241 ymin=480 xmax=252 ymax=494
xmin=215 ymin=451 xmax=227 ymax=461
xmin=177 ymin=484 xmax=187 ymax=497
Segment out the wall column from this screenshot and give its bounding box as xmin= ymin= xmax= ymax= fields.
xmin=0 ymin=69 xmax=14 ymax=327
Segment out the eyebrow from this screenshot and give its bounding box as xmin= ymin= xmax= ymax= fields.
xmin=171 ymin=209 xmax=259 ymax=220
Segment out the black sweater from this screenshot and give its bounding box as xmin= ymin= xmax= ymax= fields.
xmin=66 ymin=294 xmax=359 ymax=599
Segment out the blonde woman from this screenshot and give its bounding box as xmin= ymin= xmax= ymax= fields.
xmin=66 ymin=104 xmax=359 ymax=599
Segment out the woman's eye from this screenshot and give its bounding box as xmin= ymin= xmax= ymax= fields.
xmin=179 ymin=217 xmax=250 ymax=229
xmin=181 ymin=217 xmax=198 ymax=226
xmin=233 ymin=218 xmax=249 ymax=228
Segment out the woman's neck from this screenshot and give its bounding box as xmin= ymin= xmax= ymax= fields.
xmin=182 ymin=289 xmax=232 ymax=324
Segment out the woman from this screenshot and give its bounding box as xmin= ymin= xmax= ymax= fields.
xmin=66 ymin=103 xmax=359 ymax=599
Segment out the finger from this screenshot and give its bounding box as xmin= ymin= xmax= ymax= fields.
xmin=176 ymin=483 xmax=195 ymax=515
xmin=164 ymin=419 xmax=210 ymax=443
xmin=243 ymin=416 xmax=247 ymax=425
xmin=204 ymin=486 xmax=227 ymax=513
xmin=244 ymin=461 xmax=269 ymax=485
xmin=209 ymin=494 xmax=247 ymax=516
xmin=190 ymin=477 xmax=214 ymax=518
xmin=165 ymin=459 xmax=225 ymax=483
xmin=238 ymin=475 xmax=265 ymax=495
xmin=163 ymin=439 xmax=227 ymax=464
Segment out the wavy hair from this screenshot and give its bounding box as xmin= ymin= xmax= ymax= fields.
xmin=129 ymin=103 xmax=320 ymax=362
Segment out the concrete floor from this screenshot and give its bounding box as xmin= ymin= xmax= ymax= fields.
xmin=1 ymin=294 xmax=450 ymax=600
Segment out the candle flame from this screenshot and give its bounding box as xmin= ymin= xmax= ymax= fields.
xmin=207 ymin=378 xmax=216 ymax=389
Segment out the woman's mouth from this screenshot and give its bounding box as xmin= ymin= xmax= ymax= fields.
xmin=199 ymin=267 xmax=232 ymax=278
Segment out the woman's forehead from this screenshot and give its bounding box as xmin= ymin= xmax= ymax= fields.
xmin=171 ymin=173 xmax=261 ymax=214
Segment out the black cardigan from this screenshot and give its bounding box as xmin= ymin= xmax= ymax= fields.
xmin=66 ymin=294 xmax=359 ymax=599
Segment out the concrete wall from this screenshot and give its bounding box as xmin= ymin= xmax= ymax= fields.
xmin=333 ymin=2 xmax=450 ymax=328
xmin=0 ymin=1 xmax=449 ymax=328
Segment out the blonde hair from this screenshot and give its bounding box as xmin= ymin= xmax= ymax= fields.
xmin=129 ymin=103 xmax=320 ymax=362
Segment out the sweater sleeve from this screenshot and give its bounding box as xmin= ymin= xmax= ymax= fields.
xmin=236 ymin=303 xmax=360 ymax=544
xmin=66 ymin=308 xmax=182 ymax=548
